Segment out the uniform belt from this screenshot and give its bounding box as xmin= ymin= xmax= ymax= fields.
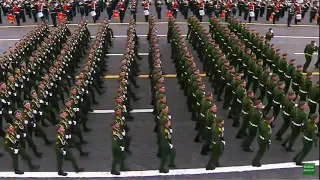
xmin=308 ymin=99 xmax=317 ymax=104
xmin=248 ymin=70 xmax=253 ymax=74
xmin=259 ymin=83 xmax=264 ymax=87
xmin=221 ymin=76 xmax=225 ymax=80
xmin=303 ymin=135 xmax=313 ymax=141
xmin=299 ymin=89 xmax=307 ymax=94
xmin=305 ymin=53 xmax=312 ymax=56
xmin=273 ymin=100 xmax=280 ymax=104
xmin=206 ymin=126 xmax=211 ymax=129
xmin=292 ymin=82 xmax=299 ymax=86
xmin=196 ymin=102 xmax=200 ymax=106
xmin=283 ymin=111 xmax=289 ymax=116
xmin=259 ymin=135 xmax=265 ymax=140
xmin=226 ymin=83 xmax=231 ymax=86
xmin=243 ymin=63 xmax=247 ymax=67
xmin=249 ymin=121 xmax=258 ymax=127
xmin=232 ymin=91 xmax=236 ymax=94
xmin=237 ymin=58 xmax=242 ymax=61
xmin=241 ymin=110 xmax=249 ymax=115
xmin=192 ymin=93 xmax=196 ymax=97
xmin=236 ymin=99 xmax=242 ymax=103
xmin=284 ymin=74 xmax=291 ymax=79
xmin=217 ymin=70 xmax=221 ymax=73
xmin=291 ymin=121 xmax=303 ymax=127
xmin=253 ymin=76 xmax=258 ymax=79
xmin=266 ymin=59 xmax=272 ymax=62
xmin=278 ymin=69 xmax=284 ymax=73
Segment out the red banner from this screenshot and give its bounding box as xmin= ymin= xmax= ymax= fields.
xmin=113 ymin=10 xmax=119 ymax=19
xmin=8 ymin=14 xmax=14 ymax=23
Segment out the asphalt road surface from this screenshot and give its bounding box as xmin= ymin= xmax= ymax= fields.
xmin=0 ymin=4 xmax=319 ymax=179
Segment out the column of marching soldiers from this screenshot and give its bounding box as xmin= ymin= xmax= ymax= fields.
xmin=0 ymin=17 xmax=114 ymax=176
xmin=165 ymin=15 xmax=319 ymax=170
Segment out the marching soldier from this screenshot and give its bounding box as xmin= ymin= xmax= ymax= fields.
xmin=49 ymin=3 xmax=57 ymax=27
xmin=257 ymin=66 xmax=271 ymax=101
xmin=118 ymin=0 xmax=125 ymax=23
xmin=252 ymin=114 xmax=274 ymax=167
xmin=264 ymin=74 xmax=279 ymax=114
xmin=265 ymin=28 xmax=274 ymax=41
xmin=195 ymin=92 xmax=214 ymax=143
xmin=228 ymin=79 xmax=246 ymax=121
xmin=294 ymin=114 xmax=319 ymax=165
xmin=236 ymin=91 xmax=254 ymax=139
xmin=205 ymin=118 xmax=225 ymax=170
xmin=287 ymin=4 xmax=295 ymax=27
xmin=242 ymin=100 xmax=264 ymax=152
xmin=276 ymin=91 xmax=296 ymax=140
xmin=159 ymin=119 xmax=176 ymax=173
xmin=110 ymin=121 xmax=128 ymax=175
xmin=4 ymin=123 xmax=39 ymax=175
xmin=55 ymin=124 xmax=85 ymax=176
xmin=299 ymin=72 xmax=313 ymax=102
xmin=13 ymin=110 xmax=43 ymax=158
xmin=284 ymin=59 xmax=296 ymax=94
xmin=303 ymin=40 xmax=317 ymax=72
xmin=281 ymin=101 xmax=309 ymax=152
xmin=200 ymin=104 xmax=217 ymax=155
xmin=270 ymin=81 xmax=286 ymax=127
xmin=292 ymin=65 xmax=303 ymax=96
xmin=308 ymin=81 xmax=319 ymax=117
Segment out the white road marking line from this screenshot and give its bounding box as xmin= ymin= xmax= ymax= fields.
xmin=274 ymin=36 xmax=319 ymax=39
xmin=0 ymin=38 xmax=21 ymax=41
xmin=0 ymin=160 xmax=318 ymax=178
xmin=91 ymin=109 xmax=153 ymax=113
xmin=294 ymin=53 xmax=318 ymax=55
xmin=106 ymin=53 xmax=149 ymax=56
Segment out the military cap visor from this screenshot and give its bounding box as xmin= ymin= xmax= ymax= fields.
xmin=55 ymin=124 xmax=62 ymax=131
xmin=216 ymin=118 xmax=224 ymax=124
xmin=14 ymin=110 xmax=22 ymax=115
xmin=23 ymin=100 xmax=30 ymax=106
xmin=4 ymin=123 xmax=12 ymax=130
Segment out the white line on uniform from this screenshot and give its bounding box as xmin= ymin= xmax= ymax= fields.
xmin=0 ymin=160 xmax=318 ymax=178
xmin=91 ymin=109 xmax=153 ymax=113
xmin=106 ymin=53 xmax=149 ymax=56
xmin=294 ymin=53 xmax=318 ymax=55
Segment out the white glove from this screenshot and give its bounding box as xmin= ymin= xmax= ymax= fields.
xmin=16 ymin=134 xmax=20 ymax=139
xmin=169 ymin=129 xmax=173 ymax=133
xmin=7 ymin=101 xmax=11 ymax=105
xmin=222 ymin=140 xmax=226 ymax=145
xmin=73 ymin=121 xmax=77 ymax=125
xmin=76 ymin=96 xmax=80 ymax=99
xmin=33 ymin=110 xmax=37 ymax=114
xmin=122 ymin=117 xmax=125 ymax=120
xmin=268 ymin=140 xmax=271 ymax=144
xmin=24 ymin=120 xmax=28 ymax=125
xmin=23 ymin=133 xmax=26 ymax=137
xmin=8 ymin=110 xmax=12 ymax=114
xmin=39 ymin=111 xmax=43 ymax=115
xmin=45 ymin=102 xmax=48 ymax=105
xmin=169 ymin=143 xmax=173 ymax=149
xmin=45 ymin=91 xmax=48 ymax=94
xmin=62 ymin=150 xmax=67 ymax=156
xmin=13 ymin=93 xmax=17 ymax=96
xmin=122 ymin=131 xmax=126 ymax=136
xmin=14 ymin=149 xmax=19 ymax=154
xmin=120 ymin=146 xmax=125 ymax=151
xmin=33 ymin=123 xmax=36 ymax=128
xmin=270 ymin=30 xmax=273 ymax=34
xmin=68 ymin=121 xmax=72 ymax=125
xmin=1 ymin=99 xmax=6 ymax=103
xmin=40 ymin=100 xmax=44 ymax=103
xmin=49 ymin=93 xmax=52 ymax=96
xmin=50 ymin=83 xmax=54 ymax=86
xmin=168 ymin=115 xmax=172 ymax=119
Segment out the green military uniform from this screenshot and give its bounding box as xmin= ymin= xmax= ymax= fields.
xmin=242 ymin=101 xmax=264 ymax=152
xmin=200 ymin=106 xmax=217 ymax=155
xmin=276 ymin=91 xmax=297 ymax=140
xmin=4 ymin=123 xmax=38 ymax=174
xmin=236 ymin=93 xmax=254 ymax=139
xmin=258 ymin=66 xmax=271 ymax=101
xmin=284 ymin=60 xmax=296 ymax=93
xmin=252 ymin=115 xmax=273 ymax=167
xmin=265 ymin=29 xmax=274 ymax=41
xmin=159 ymin=120 xmax=176 ymax=173
xmin=271 ymin=82 xmax=286 ymax=124
xmin=293 ymin=114 xmax=319 ymax=165
xmin=303 ymin=41 xmax=317 ymax=72
xmin=111 ymin=122 xmax=126 ymax=175
xmin=55 ymin=124 xmax=83 ymax=176
xmin=308 ymin=82 xmax=319 ymax=117
xmin=264 ymin=74 xmax=279 ymax=113
xmin=229 ymin=80 xmax=246 ymax=123
xmin=282 ymin=102 xmax=308 ymax=151
xmin=291 ymin=65 xmax=303 ymax=95
xmin=299 ymin=73 xmax=313 ymax=101
xmin=194 ymin=93 xmax=213 ymax=142
xmin=205 ymin=118 xmax=224 ymax=170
